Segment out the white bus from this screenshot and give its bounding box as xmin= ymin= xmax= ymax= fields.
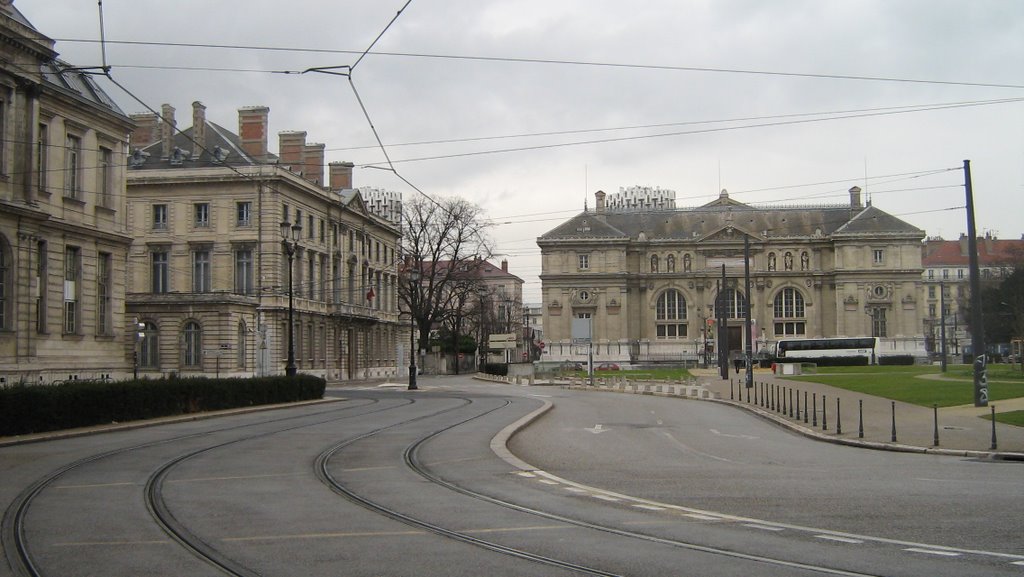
xmin=775 ymin=337 xmax=879 ymax=365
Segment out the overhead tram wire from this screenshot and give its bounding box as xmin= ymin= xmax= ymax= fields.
xmin=356 ymin=97 xmax=1024 ymax=169
xmin=50 ymin=37 xmax=1024 ymax=90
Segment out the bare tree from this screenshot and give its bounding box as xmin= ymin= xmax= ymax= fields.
xmin=399 ymin=195 xmax=493 ymax=359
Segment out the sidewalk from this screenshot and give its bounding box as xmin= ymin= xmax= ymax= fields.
xmin=691 ymin=368 xmax=1024 ymax=458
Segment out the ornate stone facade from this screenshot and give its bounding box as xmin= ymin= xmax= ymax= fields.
xmin=538 ymin=187 xmax=928 ymax=365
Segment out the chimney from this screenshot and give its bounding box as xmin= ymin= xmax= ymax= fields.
xmin=329 ymin=161 xmax=354 ymax=190
xmin=160 ymin=104 xmax=176 ymax=159
xmin=304 ymin=142 xmax=325 ymax=186
xmin=278 ymin=131 xmax=306 ymax=173
xmin=959 ymin=233 xmax=968 ymax=256
xmin=238 ymin=106 xmax=270 ymax=161
xmin=191 ymin=101 xmax=206 ymax=159
xmin=501 ymin=259 xmax=508 ymax=272
xmin=849 ymin=186 xmax=862 ymax=209
xmin=595 ymin=190 xmax=606 ymax=214
xmin=129 ymin=112 xmax=159 ymax=149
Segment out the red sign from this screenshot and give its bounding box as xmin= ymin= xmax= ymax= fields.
xmin=706 ymin=318 xmax=715 ymax=326
xmin=523 ymin=352 xmax=528 ymax=359
xmin=538 ymin=341 xmax=546 ymax=349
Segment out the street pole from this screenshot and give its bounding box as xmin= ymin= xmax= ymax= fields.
xmin=964 ymin=159 xmax=988 ymax=406
xmin=743 ymin=236 xmax=754 ymax=389
xmin=719 ymin=264 xmax=729 ymax=380
xmin=280 ymin=221 xmax=301 ymax=377
xmin=939 ymin=281 xmax=947 ymax=373
xmin=408 ymin=269 xmax=419 ymax=390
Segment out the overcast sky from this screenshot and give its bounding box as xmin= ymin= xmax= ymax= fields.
xmin=23 ymin=1 xmax=1024 ymax=302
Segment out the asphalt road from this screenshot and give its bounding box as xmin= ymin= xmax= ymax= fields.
xmin=1 ymin=375 xmax=1021 ymax=577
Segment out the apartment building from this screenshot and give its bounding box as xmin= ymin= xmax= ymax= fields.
xmin=0 ymin=4 xmax=135 ymax=384
xmin=539 ymin=187 xmax=929 ymax=365
xmin=125 ymin=102 xmax=401 ymax=381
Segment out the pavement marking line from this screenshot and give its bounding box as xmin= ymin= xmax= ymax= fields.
xmin=54 ymin=539 xmax=170 ymax=547
xmin=685 ymin=513 xmax=721 ymax=521
xmin=745 ymin=524 xmax=785 ymax=532
xmin=223 ymin=530 xmax=424 ymax=542
xmin=1012 ymin=561 xmax=1024 ymax=566
xmin=663 ymin=432 xmax=738 ymax=464
xmin=515 ymin=471 xmax=536 ymax=478
xmin=633 ymin=504 xmax=666 ymax=511
xmin=564 ymin=487 xmax=588 ymax=493
xmin=816 ymin=535 xmax=864 ymax=544
xmin=904 ymin=548 xmax=962 ymax=557
xmin=537 ymin=479 xmax=560 ymax=485
xmin=338 ymin=465 xmax=399 ymax=472
xmin=53 ymin=482 xmax=138 ymax=489
xmin=590 ymin=494 xmax=621 ymax=502
xmin=167 ymin=472 xmax=303 ymax=484
xmin=463 ymin=525 xmax=569 ymax=535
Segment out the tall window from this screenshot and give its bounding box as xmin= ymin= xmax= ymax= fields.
xmin=234 ymin=248 xmax=254 ymax=295
xmin=139 ymin=322 xmax=159 ymax=368
xmin=183 ymin=321 xmax=202 ymax=367
xmin=236 ymin=201 xmax=252 ymax=227
xmin=64 ymin=135 xmax=81 ymax=199
xmin=0 ymin=236 xmax=9 ymax=330
xmin=98 ymin=147 xmax=113 ymax=208
xmin=578 ymin=254 xmax=590 ymax=270
xmin=63 ymin=246 xmax=80 ymax=334
xmin=97 ymin=252 xmax=112 ymax=335
xmin=193 ymin=249 xmax=211 ymax=292
xmin=237 ymin=321 xmax=248 ymax=370
xmin=869 ymin=307 xmax=887 ymax=337
xmin=194 ymin=203 xmax=210 ymax=227
xmin=152 ymin=204 xmax=168 ymax=230
xmin=152 ymin=251 xmax=169 ymax=293
xmin=37 ymin=123 xmax=48 ymax=192
xmin=873 ymin=249 xmax=885 ymax=265
xmin=36 ymin=240 xmax=47 ymax=333
xmin=773 ymin=287 xmax=806 ymax=336
xmin=716 ymin=288 xmax=746 ymax=320
xmin=655 ymin=289 xmax=687 ymax=339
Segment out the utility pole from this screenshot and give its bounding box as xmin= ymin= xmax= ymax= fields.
xmin=964 ymin=159 xmax=988 ymax=406
xmin=719 ymin=264 xmax=729 ymax=380
xmin=744 ymin=236 xmax=754 ymax=389
xmin=939 ymin=281 xmax=947 ymax=373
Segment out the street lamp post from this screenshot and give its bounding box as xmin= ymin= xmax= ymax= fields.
xmin=477 ymin=286 xmax=488 ymax=372
xmin=280 ymin=221 xmax=302 ymax=377
xmin=408 ymin=269 xmax=420 ymax=390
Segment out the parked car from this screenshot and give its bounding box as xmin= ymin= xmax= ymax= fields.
xmin=596 ymin=362 xmax=620 ymax=371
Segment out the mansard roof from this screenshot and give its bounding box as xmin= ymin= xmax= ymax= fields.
xmin=539 ymin=196 xmax=923 ymax=244
xmin=135 ymin=121 xmax=279 ymax=168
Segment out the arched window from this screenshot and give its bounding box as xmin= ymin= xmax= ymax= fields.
xmin=140 ymin=321 xmax=159 ymax=368
xmin=666 ymin=254 xmax=676 ymax=273
xmin=0 ymin=235 xmax=10 ymax=330
xmin=183 ymin=320 xmax=202 ymax=367
xmin=655 ymin=289 xmax=687 ymax=339
xmin=773 ymin=288 xmax=806 ymax=336
xmin=714 ymin=288 xmax=746 ymax=320
xmin=650 ymin=254 xmax=659 ymax=272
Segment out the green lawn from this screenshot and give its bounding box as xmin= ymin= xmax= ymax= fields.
xmin=992 ymin=410 xmax=1024 ymax=427
xmin=787 ymin=365 xmax=1024 ymax=407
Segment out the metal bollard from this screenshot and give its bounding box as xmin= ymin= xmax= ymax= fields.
xmin=822 ymin=395 xmax=828 ymax=431
xmin=730 ymin=378 xmax=734 ymax=400
xmin=933 ymin=404 xmax=939 ymax=447
xmin=812 ymin=393 xmax=817 ymax=427
xmin=859 ymin=399 xmax=864 ymax=439
xmin=795 ymin=389 xmax=800 ymax=420
xmin=891 ymin=401 xmax=897 ymax=443
xmin=836 ymin=397 xmax=841 ymax=435
xmin=746 ymin=382 xmax=750 ymax=403
xmin=782 ymin=386 xmax=787 ymax=415
xmin=803 ymin=391 xmax=809 ymax=423
xmin=789 ymin=388 xmax=794 ymax=418
xmin=990 ymin=405 xmax=998 ymax=451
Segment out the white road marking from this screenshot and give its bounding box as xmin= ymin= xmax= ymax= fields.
xmin=904 ymin=548 xmax=961 ymax=557
xmin=585 ymin=424 xmax=609 ymax=434
xmin=537 ymin=479 xmax=559 ymax=485
xmin=515 ymin=471 xmax=536 ymax=478
xmin=745 ymin=524 xmax=785 ymax=532
xmin=685 ymin=513 xmax=721 ymax=521
xmin=816 ymin=535 xmax=864 ymax=544
xmin=709 ymin=428 xmax=760 ymax=440
xmin=633 ymin=504 xmax=666 ymax=511
xmin=591 ymin=494 xmax=621 ymax=502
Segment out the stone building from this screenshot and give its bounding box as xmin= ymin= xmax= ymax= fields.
xmin=538 ymin=187 xmax=928 ymax=365
xmin=921 ymin=233 xmax=1024 ymax=359
xmin=125 ymin=102 xmax=402 ymax=380
xmin=0 ymin=3 xmax=135 ymax=384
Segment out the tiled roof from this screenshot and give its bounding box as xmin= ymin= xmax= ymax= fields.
xmin=922 ymin=238 xmax=1024 ymax=267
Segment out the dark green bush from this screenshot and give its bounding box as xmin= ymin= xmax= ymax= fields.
xmin=780 ymin=356 xmax=870 ymax=367
xmin=0 ymin=375 xmax=325 ymax=437
xmin=878 ymin=355 xmax=916 ymax=366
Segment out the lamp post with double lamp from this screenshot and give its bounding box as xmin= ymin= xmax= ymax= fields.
xmin=408 ymin=269 xmax=420 ymax=390
xmin=280 ymin=221 xmax=302 ymax=376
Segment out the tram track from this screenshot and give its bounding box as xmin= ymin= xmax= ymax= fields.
xmin=2 ymin=396 xmax=397 ymax=577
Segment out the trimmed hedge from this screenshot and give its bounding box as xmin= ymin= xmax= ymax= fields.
xmin=0 ymin=375 xmax=326 ymax=437
xmin=483 ymin=363 xmax=508 ymax=376
xmin=779 ymin=356 xmax=870 ymax=367
xmin=878 ymin=355 xmax=916 ymax=366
